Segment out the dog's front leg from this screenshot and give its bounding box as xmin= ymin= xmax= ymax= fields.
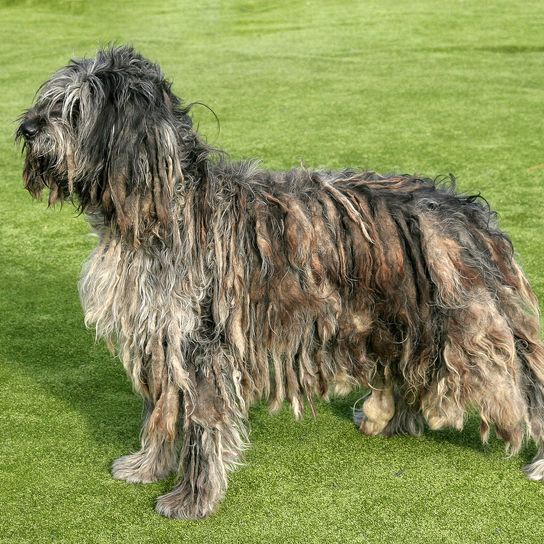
xmin=156 ymin=363 xmax=247 ymax=520
xmin=112 ymin=380 xmax=180 ymax=483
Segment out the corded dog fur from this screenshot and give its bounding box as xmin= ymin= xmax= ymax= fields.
xmin=17 ymin=46 xmax=544 ymax=519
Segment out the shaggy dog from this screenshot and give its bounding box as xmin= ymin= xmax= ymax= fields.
xmin=17 ymin=46 xmax=544 ymax=519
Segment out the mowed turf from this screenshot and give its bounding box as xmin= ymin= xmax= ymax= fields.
xmin=1 ymin=1 xmax=543 ymax=542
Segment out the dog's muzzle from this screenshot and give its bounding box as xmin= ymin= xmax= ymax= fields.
xmin=20 ymin=119 xmax=39 ymax=140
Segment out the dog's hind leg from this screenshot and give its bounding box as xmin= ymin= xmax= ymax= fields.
xmin=354 ymin=385 xmax=424 ymax=437
xmin=156 ymin=350 xmax=248 ymax=520
xmin=112 ymin=379 xmax=180 ymax=484
xmin=421 ymin=294 xmax=537 ymax=457
xmin=355 ymin=383 xmax=396 ymax=436
xmin=518 ymin=340 xmax=544 ymax=480
xmin=381 ymin=389 xmax=424 ymax=437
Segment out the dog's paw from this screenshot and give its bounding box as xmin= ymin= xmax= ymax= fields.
xmin=112 ymin=451 xmax=174 ymax=484
xmin=359 ymin=417 xmax=389 ymax=436
xmin=524 ymin=459 xmax=544 ymax=481
xmin=355 ymin=408 xmax=390 ymax=436
xmin=155 ymin=487 xmax=216 ymax=520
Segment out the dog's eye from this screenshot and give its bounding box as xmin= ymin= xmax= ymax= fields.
xmin=65 ymin=100 xmax=80 ymax=127
xmin=49 ymin=102 xmax=63 ymax=117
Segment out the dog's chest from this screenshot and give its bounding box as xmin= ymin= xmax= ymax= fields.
xmin=78 ymin=222 xmax=202 ymax=344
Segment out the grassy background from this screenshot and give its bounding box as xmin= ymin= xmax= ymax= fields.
xmin=1 ymin=1 xmax=544 ymax=542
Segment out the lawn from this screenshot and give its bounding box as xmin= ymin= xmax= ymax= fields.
xmin=1 ymin=1 xmax=544 ymax=542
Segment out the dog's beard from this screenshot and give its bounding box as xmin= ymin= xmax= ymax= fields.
xmin=18 ymin=113 xmax=79 ymax=205
xmin=22 ymin=145 xmax=71 ymax=205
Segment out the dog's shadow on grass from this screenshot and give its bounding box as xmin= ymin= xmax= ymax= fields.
xmin=4 ymin=256 xmax=142 ymax=453
xmin=328 ymin=390 xmax=537 ymax=465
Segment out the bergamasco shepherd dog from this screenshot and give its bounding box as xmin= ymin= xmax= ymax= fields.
xmin=17 ymin=46 xmax=544 ymax=519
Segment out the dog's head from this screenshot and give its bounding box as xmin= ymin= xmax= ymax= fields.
xmin=17 ymin=45 xmax=198 ymax=239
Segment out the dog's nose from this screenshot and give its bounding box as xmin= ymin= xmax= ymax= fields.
xmin=20 ymin=119 xmax=39 ymax=140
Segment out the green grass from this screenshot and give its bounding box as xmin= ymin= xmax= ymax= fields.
xmin=1 ymin=1 xmax=544 ymax=542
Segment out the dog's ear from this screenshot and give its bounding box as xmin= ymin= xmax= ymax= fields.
xmin=78 ymin=78 xmax=183 ymax=243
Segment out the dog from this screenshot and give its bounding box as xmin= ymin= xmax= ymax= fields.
xmin=17 ymin=45 xmax=544 ymax=519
